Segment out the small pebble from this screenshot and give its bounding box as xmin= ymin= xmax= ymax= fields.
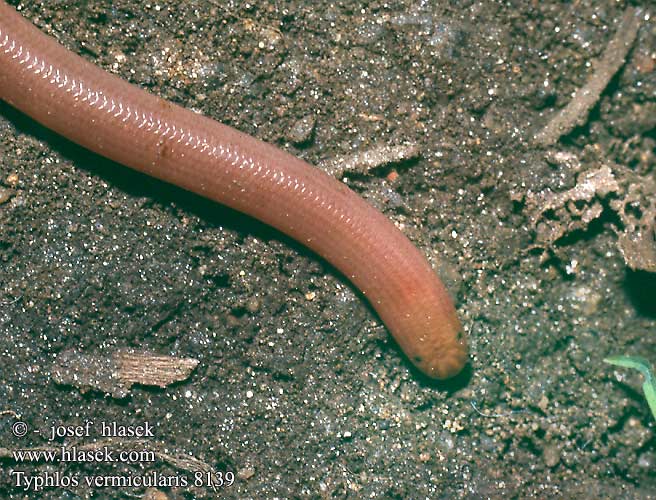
xmin=288 ymin=115 xmax=316 ymax=144
xmin=0 ymin=186 xmax=14 ymax=204
xmin=237 ymin=466 xmax=255 ymax=480
xmin=143 ymin=488 xmax=169 ymax=500
xmin=246 ymin=298 xmax=260 ymax=313
xmin=6 ymin=173 xmax=19 ymax=187
xmin=543 ymin=444 xmax=560 ymax=468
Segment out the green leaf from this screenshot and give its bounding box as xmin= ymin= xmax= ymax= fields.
xmin=605 ymin=355 xmax=656 ymax=423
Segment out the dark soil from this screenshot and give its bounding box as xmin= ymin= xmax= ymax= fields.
xmin=0 ymin=0 xmax=654 ymax=498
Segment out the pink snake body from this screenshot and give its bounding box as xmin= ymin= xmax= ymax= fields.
xmin=0 ymin=2 xmax=467 ymax=379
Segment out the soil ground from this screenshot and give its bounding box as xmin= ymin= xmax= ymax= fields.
xmin=0 ymin=0 xmax=654 ymax=498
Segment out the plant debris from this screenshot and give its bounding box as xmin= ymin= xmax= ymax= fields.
xmin=516 ymin=157 xmax=656 ymax=272
xmin=318 ymin=142 xmax=420 ymax=178
xmin=51 ymin=349 xmax=199 ymax=398
xmin=610 ymin=171 xmax=656 ymax=272
xmin=534 ymin=7 xmax=643 ymax=146
xmin=116 ymin=351 xmax=200 ymax=389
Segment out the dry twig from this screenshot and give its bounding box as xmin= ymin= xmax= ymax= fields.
xmin=534 ymin=8 xmax=643 ymax=146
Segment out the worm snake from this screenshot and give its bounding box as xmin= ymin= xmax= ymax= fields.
xmin=0 ymin=2 xmax=467 ymax=379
